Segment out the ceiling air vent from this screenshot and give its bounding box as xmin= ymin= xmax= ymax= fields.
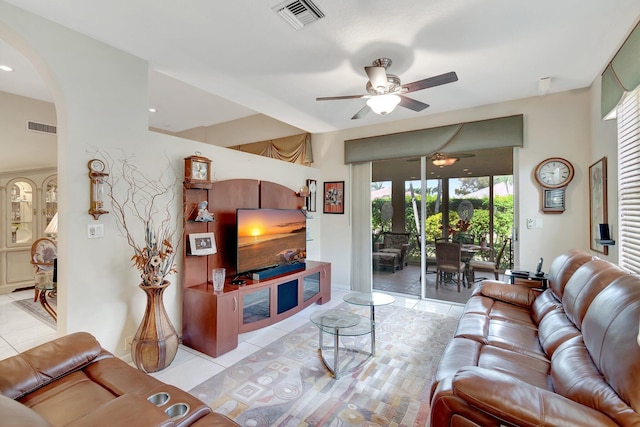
xmin=273 ymin=0 xmax=325 ymax=30
xmin=27 ymin=121 xmax=57 ymax=135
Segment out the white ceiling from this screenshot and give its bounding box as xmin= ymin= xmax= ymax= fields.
xmin=1 ymin=0 xmax=639 ymax=134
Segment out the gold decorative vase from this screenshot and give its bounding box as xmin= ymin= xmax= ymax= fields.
xmin=131 ymin=281 xmax=178 ymax=373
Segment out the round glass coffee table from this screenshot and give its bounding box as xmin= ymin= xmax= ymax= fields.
xmin=310 ymin=309 xmax=373 ymax=379
xmin=343 ymin=291 xmax=395 ymax=356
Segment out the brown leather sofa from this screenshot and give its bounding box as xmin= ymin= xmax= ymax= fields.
xmin=430 ymin=249 xmax=640 ymax=426
xmin=0 ymin=332 xmax=239 ymax=427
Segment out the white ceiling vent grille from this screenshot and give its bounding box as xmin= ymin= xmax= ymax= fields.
xmin=26 ymin=121 xmax=57 ymax=135
xmin=273 ymin=0 xmax=325 ymax=30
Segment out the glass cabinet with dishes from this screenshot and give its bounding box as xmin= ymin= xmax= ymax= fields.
xmin=10 ymin=180 xmax=34 ymax=245
xmin=1 ymin=170 xmax=57 ymax=294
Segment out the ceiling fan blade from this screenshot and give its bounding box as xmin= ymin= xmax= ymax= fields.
xmin=365 ymin=66 xmax=388 ymax=92
xmin=402 ymin=71 xmax=458 ymax=93
xmin=399 ymin=95 xmax=429 ymax=112
xmin=316 ymin=94 xmax=367 ymax=101
xmin=351 ymin=105 xmax=371 ymax=120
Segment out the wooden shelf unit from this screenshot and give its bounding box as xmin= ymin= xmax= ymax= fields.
xmin=181 ymin=179 xmax=331 ymax=358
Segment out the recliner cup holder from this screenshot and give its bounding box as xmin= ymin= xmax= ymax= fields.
xmin=147 ymin=392 xmax=170 ymax=406
xmin=165 ymin=403 xmax=190 ymax=421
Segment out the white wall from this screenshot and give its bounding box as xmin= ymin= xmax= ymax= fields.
xmin=589 ymin=76 xmax=619 ymax=263
xmin=0 ymin=2 xmax=320 ymax=356
xmin=0 ymin=91 xmax=56 ymax=172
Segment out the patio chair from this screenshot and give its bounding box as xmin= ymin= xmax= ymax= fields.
xmin=435 ymin=241 xmax=466 ymax=292
xmin=378 ymin=232 xmax=410 ymax=269
xmin=469 ymin=238 xmax=510 ymax=281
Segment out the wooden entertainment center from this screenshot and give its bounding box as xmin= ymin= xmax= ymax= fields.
xmin=181 ymin=178 xmax=331 ymax=357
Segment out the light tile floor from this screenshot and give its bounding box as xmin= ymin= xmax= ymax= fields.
xmin=0 ymin=285 xmax=463 ymax=392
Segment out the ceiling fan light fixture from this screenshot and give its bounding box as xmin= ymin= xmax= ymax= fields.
xmin=431 ymin=152 xmax=458 ymax=167
xmin=367 ymin=94 xmax=401 ymax=115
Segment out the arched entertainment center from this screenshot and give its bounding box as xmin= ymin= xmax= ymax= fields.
xmin=182 ymin=179 xmax=331 ymax=357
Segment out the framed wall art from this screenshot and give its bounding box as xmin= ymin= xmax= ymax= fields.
xmin=323 ymin=181 xmax=344 ymax=214
xmin=589 ymin=157 xmax=608 ymax=255
xmin=188 ymin=232 xmax=218 ymax=256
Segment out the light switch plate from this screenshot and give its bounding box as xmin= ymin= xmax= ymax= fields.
xmin=88 ymin=223 xmax=104 ymax=238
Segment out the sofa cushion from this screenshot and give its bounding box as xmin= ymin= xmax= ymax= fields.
xmin=561 ymin=259 xmax=623 ymax=329
xmin=0 ymin=332 xmax=104 ymax=400
xmin=0 ymin=394 xmax=54 ymax=427
xmin=531 ymin=289 xmax=563 ymax=324
xmin=537 ymin=309 xmax=581 ymax=356
xmin=19 ymin=370 xmax=117 ymax=426
xmin=479 ymin=280 xmax=538 ymax=308
xmin=545 ymin=249 xmax=595 ymax=302
xmin=64 ymin=394 xmax=173 ymax=427
xmin=552 ymin=336 xmax=640 ymax=426
xmin=579 ymin=275 xmax=640 ymax=424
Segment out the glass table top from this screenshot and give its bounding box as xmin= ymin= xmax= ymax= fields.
xmin=343 ymin=291 xmax=395 ymax=307
xmin=311 ymin=309 xmax=360 ymax=329
xmin=311 ymin=309 xmax=372 ymax=336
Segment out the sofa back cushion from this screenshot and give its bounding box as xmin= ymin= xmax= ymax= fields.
xmin=0 ymin=332 xmax=104 ymax=399
xmin=552 ymin=275 xmax=640 ymax=425
xmin=532 ymin=249 xmax=595 ymax=325
xmin=561 ymin=259 xmax=626 ymax=329
xmin=546 ymin=249 xmax=595 ymax=301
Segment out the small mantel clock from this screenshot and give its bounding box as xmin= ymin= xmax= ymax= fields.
xmin=184 ymin=153 xmax=212 ymax=188
xmin=534 ymin=157 xmax=575 ymax=213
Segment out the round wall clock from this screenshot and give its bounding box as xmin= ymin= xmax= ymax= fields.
xmin=534 ymin=157 xmax=574 ymax=189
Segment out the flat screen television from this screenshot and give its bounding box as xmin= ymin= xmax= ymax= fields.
xmin=236 ymin=208 xmax=307 ymax=275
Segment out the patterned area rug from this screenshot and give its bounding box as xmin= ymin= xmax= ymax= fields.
xmin=12 ymin=297 xmax=56 ymax=328
xmin=189 ymin=304 xmax=458 ymax=426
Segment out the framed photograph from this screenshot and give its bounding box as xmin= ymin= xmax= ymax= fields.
xmin=188 ymin=232 xmax=217 ymax=256
xmin=323 ymin=181 xmax=344 ymax=214
xmin=589 ymin=157 xmax=608 ymax=255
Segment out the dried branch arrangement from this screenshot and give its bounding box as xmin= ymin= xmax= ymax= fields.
xmin=96 ymin=150 xmax=183 ymax=286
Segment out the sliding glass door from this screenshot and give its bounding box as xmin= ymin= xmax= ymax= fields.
xmin=371 ymin=150 xmax=514 ymax=300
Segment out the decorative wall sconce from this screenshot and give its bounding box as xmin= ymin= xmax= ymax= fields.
xmin=88 ymin=159 xmax=109 ymax=220
xmin=306 ymin=179 xmax=317 ymax=212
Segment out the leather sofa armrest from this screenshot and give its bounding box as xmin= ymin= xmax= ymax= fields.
xmin=452 ymin=367 xmax=618 ymax=427
xmin=0 ymin=332 xmax=105 ymax=399
xmin=479 ymin=280 xmax=540 ymax=308
xmin=0 ymin=394 xmax=55 ymax=427
xmin=65 ymin=394 xmax=173 ymax=427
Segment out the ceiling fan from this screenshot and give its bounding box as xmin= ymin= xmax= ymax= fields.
xmin=316 ymin=58 xmax=458 ymax=120
xmin=407 ymin=152 xmax=475 ymax=167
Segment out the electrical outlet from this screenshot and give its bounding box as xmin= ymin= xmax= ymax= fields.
xmin=526 ymin=218 xmax=534 ymax=229
xmin=125 ymin=336 xmax=134 ymax=351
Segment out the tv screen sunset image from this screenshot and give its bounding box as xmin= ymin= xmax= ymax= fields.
xmin=237 ymin=209 xmax=306 ymax=274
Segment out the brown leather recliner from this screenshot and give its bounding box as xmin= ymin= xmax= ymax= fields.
xmin=0 ymin=332 xmax=238 ymax=427
xmin=429 ymin=249 xmax=640 ymax=426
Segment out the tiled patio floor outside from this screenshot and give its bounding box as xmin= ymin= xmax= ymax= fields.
xmin=373 ymin=263 xmax=503 ymax=304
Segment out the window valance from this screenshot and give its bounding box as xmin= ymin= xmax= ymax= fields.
xmin=230 ymin=133 xmax=313 ymax=165
xmin=601 ymin=21 xmax=640 ymax=118
xmin=344 ymin=115 xmax=523 ymax=164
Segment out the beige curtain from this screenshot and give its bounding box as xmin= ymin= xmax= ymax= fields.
xmin=350 ymin=163 xmax=373 ymax=292
xmin=230 ymin=133 xmax=313 ymax=165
